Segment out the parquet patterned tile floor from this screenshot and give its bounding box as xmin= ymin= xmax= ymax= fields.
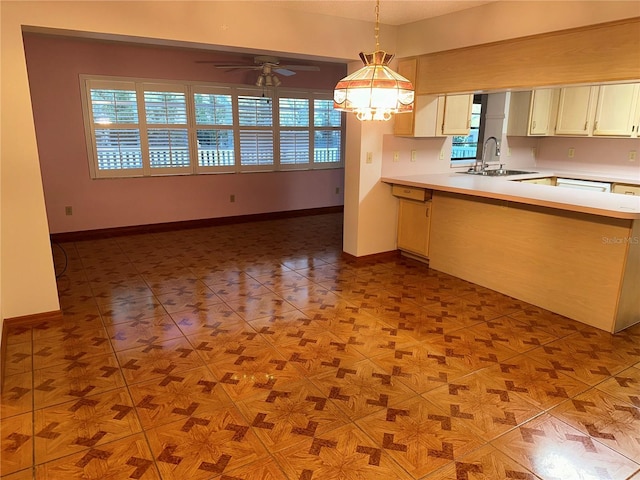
xmin=1 ymin=213 xmax=639 ymax=479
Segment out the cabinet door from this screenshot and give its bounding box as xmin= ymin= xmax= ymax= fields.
xmin=506 ymin=91 xmax=532 ymax=136
xmin=593 ymin=83 xmax=639 ymax=136
xmin=529 ymin=89 xmax=555 ymax=135
xmin=612 ymin=184 xmax=640 ymax=195
xmin=441 ymin=94 xmax=473 ymax=135
xmin=555 ymin=86 xmax=597 ymax=135
xmin=393 ymin=59 xmax=417 ymax=136
xmin=397 ymin=199 xmax=431 ymax=257
xmin=635 ymin=91 xmax=640 ymax=137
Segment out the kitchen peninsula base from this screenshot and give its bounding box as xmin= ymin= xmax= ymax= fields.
xmin=429 ymin=191 xmax=639 ymax=333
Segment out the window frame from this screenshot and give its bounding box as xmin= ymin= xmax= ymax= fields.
xmin=81 ymin=75 xmax=344 ymax=179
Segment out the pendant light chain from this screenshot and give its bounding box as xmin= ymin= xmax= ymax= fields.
xmin=374 ymin=0 xmax=380 ymax=51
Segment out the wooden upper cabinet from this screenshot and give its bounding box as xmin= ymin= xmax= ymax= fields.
xmin=441 ymin=94 xmax=473 ymax=135
xmin=393 ymin=58 xmax=418 ymax=136
xmin=507 ymin=89 xmax=556 ymax=136
xmin=593 ymin=83 xmax=640 ymax=136
xmin=394 ymin=92 xmax=473 ymax=137
xmin=529 ymin=89 xmax=556 ymax=135
xmin=394 ymin=57 xmax=473 ymax=137
xmin=555 ymin=86 xmax=598 ymax=136
xmin=635 ymin=91 xmax=640 ymax=138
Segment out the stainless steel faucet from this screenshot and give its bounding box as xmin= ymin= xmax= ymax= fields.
xmin=477 ymin=136 xmax=501 ymax=172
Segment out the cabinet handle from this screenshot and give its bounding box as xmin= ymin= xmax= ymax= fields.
xmin=425 ymin=207 xmax=430 ymax=218
xmin=532 ymin=120 xmax=536 ymax=129
xmin=584 ymin=121 xmax=588 ymax=131
xmin=594 ymin=121 xmax=598 ymax=131
xmin=403 ymin=189 xmax=411 ymax=194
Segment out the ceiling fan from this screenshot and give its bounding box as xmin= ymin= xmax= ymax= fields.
xmin=197 ymin=55 xmax=320 ymax=86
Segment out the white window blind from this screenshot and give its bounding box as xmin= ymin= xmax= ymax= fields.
xmin=240 ymin=130 xmax=274 ymax=166
xmin=82 ymin=75 xmax=343 ymax=178
xmin=94 ymin=129 xmax=143 ymax=170
xmin=279 ymin=97 xmax=310 ymax=167
xmin=313 ymin=99 xmax=342 ymax=165
xmin=194 ymin=91 xmax=235 ymax=169
xmin=143 ymin=87 xmax=190 ymax=172
xmin=85 ymin=81 xmax=143 ymax=177
xmin=238 ymin=94 xmax=274 ymax=168
xmin=280 ymin=131 xmax=310 ymax=165
xmin=280 ymin=98 xmax=309 ymax=127
xmin=144 ymin=91 xmax=188 ymax=124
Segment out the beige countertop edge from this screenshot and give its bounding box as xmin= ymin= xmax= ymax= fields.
xmin=382 ymin=173 xmax=640 ymax=220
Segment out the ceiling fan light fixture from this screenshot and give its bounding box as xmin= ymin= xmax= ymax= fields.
xmin=333 ymin=0 xmax=414 ymax=121
xmin=255 ymin=72 xmax=281 ymax=88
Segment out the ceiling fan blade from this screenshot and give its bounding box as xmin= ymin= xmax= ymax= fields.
xmin=274 ymin=68 xmax=296 ymax=77
xmin=279 ymin=65 xmax=321 ymax=72
xmin=216 ymin=65 xmax=262 ymax=70
xmin=195 ymin=61 xmax=261 ymax=70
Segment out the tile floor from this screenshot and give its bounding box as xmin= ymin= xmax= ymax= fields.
xmin=1 ymin=213 xmax=639 ymax=479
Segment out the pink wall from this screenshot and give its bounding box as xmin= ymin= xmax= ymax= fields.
xmin=23 ymin=34 xmax=346 ymax=234
xmin=381 ymin=133 xmax=539 ymax=177
xmin=536 ymin=137 xmax=640 ymax=180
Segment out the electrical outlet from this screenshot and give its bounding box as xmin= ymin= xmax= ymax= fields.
xmin=366 ymin=152 xmax=373 ymax=164
xmin=507 ymin=147 xmax=512 ymax=157
xmin=568 ymin=147 xmax=575 ymax=158
xmin=410 ymin=150 xmax=417 ymax=162
xmin=439 ymin=149 xmax=445 ymax=160
xmin=531 ymin=147 xmax=537 ymax=158
xmin=335 ymin=187 xmax=340 ymax=194
xmin=629 ymin=150 xmax=637 ymax=162
xmin=393 ymin=151 xmax=399 ymax=162
xmin=230 ymin=194 xmax=235 ymax=203
xmin=65 ymin=206 xmax=73 ymax=216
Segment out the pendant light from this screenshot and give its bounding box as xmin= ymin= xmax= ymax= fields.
xmin=333 ymin=0 xmax=414 ymax=121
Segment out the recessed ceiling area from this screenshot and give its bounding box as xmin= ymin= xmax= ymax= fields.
xmin=263 ymin=0 xmax=495 ymax=25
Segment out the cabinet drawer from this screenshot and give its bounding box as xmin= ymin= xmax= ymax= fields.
xmin=520 ymin=177 xmax=555 ymax=185
xmin=612 ymin=183 xmax=640 ymax=195
xmin=392 ymin=185 xmax=432 ymax=201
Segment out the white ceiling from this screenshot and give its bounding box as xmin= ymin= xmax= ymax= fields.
xmin=263 ymin=0 xmax=495 ymax=26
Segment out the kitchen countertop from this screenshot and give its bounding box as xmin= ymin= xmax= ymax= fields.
xmin=382 ymin=170 xmax=640 ymax=219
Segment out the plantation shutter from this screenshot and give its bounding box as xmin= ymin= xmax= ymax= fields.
xmin=279 ymin=97 xmax=310 ymax=167
xmin=143 ymin=84 xmax=191 ymax=172
xmin=193 ymin=87 xmax=235 ymax=171
xmin=238 ymin=94 xmax=274 ymax=168
xmin=313 ymin=98 xmax=343 ymax=165
xmin=86 ymin=79 xmax=143 ymax=177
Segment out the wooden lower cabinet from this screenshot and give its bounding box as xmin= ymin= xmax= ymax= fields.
xmin=612 ymin=183 xmax=640 ymax=195
xmin=397 ymin=198 xmax=432 ymax=259
xmin=429 ymin=191 xmax=639 ymax=332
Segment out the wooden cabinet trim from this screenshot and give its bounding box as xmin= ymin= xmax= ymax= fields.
xmin=413 ymin=17 xmax=640 ymax=95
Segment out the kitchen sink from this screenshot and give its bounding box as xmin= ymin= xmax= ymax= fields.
xmin=462 ymin=169 xmax=537 ymax=176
